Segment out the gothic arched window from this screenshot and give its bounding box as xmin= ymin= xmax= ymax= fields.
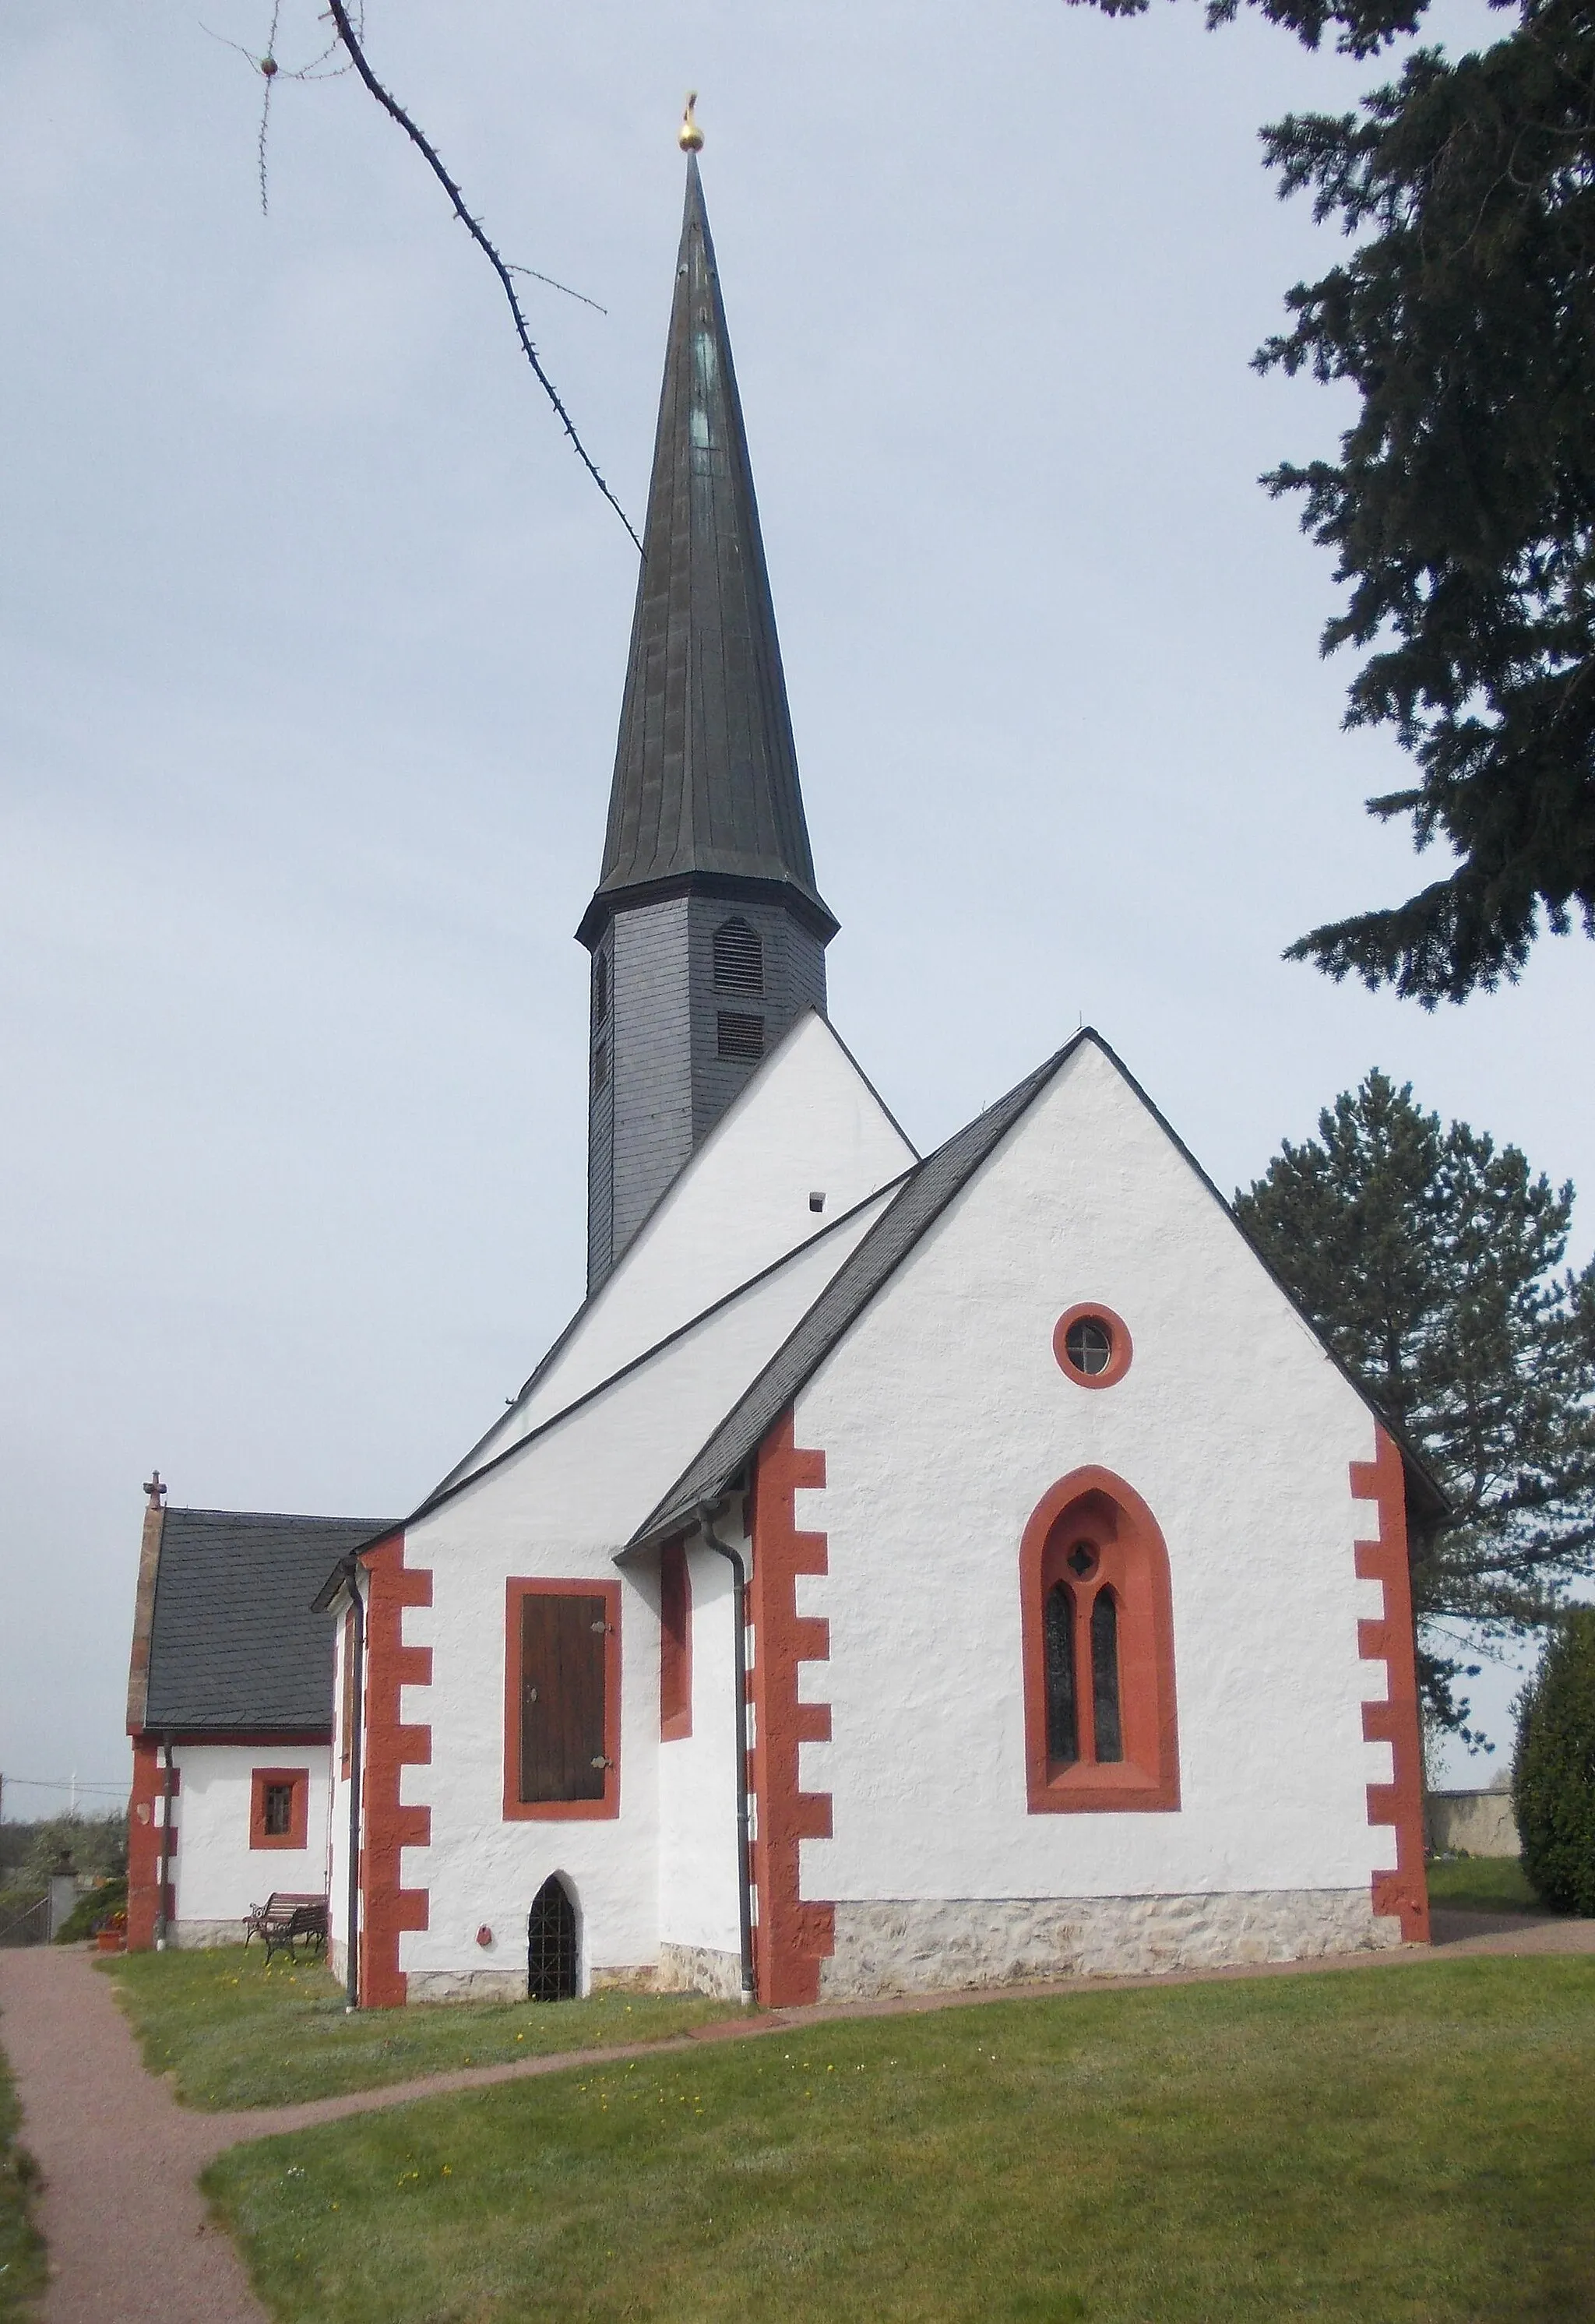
xmin=713 ymin=916 xmax=763 ymax=994
xmin=1019 ymin=1472 xmax=1179 ymax=1812
xmin=1044 ymin=1582 xmax=1078 ymax=1766
xmin=1090 ymin=1589 xmax=1123 ymax=1763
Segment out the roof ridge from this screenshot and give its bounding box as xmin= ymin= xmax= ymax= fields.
xmin=628 ymin=1034 xmax=1085 ymax=1546
xmin=628 ymin=1023 xmax=1449 ymax=1543
xmin=161 ymin=1508 xmax=393 ymax=1528
xmin=413 ymin=1171 xmax=913 ymax=1525
xmin=431 ymin=1016 xmax=915 ymax=1500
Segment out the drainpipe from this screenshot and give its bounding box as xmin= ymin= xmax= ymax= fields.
xmin=154 ymin=1735 xmax=174 ymax=1949
xmin=344 ymin=1571 xmax=366 ymax=2012
xmin=697 ymin=1502 xmax=755 ymax=2007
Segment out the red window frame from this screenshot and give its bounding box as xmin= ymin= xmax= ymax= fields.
xmin=503 ymin=1578 xmax=621 ymax=1822
xmin=249 ymin=1766 xmax=310 ymax=1850
xmin=1053 ymin=1302 xmax=1134 ymax=1391
xmin=659 ymin=1537 xmax=693 ymax=1741
xmin=1020 ymin=1467 xmax=1180 ymax=1812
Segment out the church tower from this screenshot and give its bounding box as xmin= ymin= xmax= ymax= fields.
xmin=578 ymin=155 xmax=837 ymax=1291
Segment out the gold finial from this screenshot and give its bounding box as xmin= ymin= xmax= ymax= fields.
xmin=678 ymin=92 xmax=703 ymax=153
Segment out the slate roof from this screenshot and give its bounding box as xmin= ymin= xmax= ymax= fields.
xmin=629 ymin=1041 xmax=1076 ymax=1545
xmin=628 ymin=1029 xmax=1450 ymax=1548
xmin=577 ymin=156 xmax=836 ymax=947
xmin=138 ymin=1509 xmax=390 ymax=1734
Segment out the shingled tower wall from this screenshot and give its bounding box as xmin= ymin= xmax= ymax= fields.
xmin=577 ymin=157 xmax=836 ymax=1291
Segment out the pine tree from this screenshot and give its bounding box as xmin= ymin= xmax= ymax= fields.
xmin=1234 ymin=1071 xmax=1595 ymax=1734
xmin=1076 ymin=0 xmax=1595 ymax=1001
xmin=1513 ymin=1607 xmax=1595 ymax=1912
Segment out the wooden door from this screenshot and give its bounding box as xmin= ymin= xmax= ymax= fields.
xmin=519 ymin=1593 xmax=607 ymax=1803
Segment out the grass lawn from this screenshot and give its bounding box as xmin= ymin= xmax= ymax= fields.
xmin=205 ymin=1955 xmax=1595 ymax=2324
xmin=0 ymin=2042 xmax=45 ymax=2319
xmin=1425 ymin=1854 xmax=1543 ymax=1913
xmin=106 ymin=1947 xmax=738 ymax=2109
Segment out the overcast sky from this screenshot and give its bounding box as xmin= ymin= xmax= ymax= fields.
xmin=2 ymin=0 xmax=1586 ymax=1810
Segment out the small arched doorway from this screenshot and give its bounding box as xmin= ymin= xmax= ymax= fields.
xmin=527 ymin=1875 xmax=579 ymax=2002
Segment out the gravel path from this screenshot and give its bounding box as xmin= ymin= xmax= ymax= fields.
xmin=2 ymin=1908 xmax=1591 ymax=2322
xmin=0 ymin=1943 xmax=266 ymax=2324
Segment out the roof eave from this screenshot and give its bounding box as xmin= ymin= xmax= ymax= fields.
xmin=576 ymin=868 xmax=839 ymax=952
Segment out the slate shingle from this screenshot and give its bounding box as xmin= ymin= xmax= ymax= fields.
xmin=580 ymin=157 xmax=835 ymax=938
xmin=141 ymin=1509 xmax=390 ymax=1733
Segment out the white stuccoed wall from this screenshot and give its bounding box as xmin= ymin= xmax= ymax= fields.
xmin=327 ymin=1584 xmax=360 ymax=1977
xmin=400 ymin=1273 xmax=801 ymax=1995
xmin=171 ymin=1742 xmax=333 ymax=1943
xmin=449 ymin=1013 xmax=914 ymax=1484
xmin=787 ymin=1041 xmax=1397 ymax=1969
xmin=657 ymin=1537 xmax=745 ymax=1989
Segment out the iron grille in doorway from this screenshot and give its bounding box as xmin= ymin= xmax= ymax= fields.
xmin=528 ymin=1875 xmax=578 ymax=2001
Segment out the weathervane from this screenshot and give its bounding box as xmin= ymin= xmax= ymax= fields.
xmin=679 ymin=92 xmax=704 ymax=153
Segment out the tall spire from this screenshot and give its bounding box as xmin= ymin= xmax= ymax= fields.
xmin=579 ymin=150 xmax=836 ymax=1291
xmin=578 ymin=156 xmax=836 ymax=948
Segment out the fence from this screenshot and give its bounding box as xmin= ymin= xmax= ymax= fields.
xmin=0 ymin=1894 xmax=49 ymax=1948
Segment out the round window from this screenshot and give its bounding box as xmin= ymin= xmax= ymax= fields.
xmin=1064 ymin=1317 xmax=1113 ymax=1376
xmin=1053 ymin=1303 xmax=1133 ymax=1389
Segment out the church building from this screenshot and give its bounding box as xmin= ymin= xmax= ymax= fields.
xmin=128 ymin=153 xmax=1435 ymax=2006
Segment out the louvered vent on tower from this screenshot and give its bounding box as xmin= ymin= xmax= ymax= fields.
xmin=717 ymin=1012 xmax=765 ymax=1061
xmin=713 ymin=917 xmax=763 ymax=994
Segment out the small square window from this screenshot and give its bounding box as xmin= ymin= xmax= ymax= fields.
xmin=250 ymin=1766 xmax=308 ymax=1849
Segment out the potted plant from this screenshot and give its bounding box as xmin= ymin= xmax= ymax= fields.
xmin=94 ymin=1907 xmax=129 ymax=1955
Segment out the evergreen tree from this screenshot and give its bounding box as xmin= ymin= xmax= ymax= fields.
xmin=1076 ymin=0 xmax=1595 ymax=1002
xmin=1513 ymin=1607 xmax=1595 ymax=1912
xmin=1235 ymin=1071 xmax=1595 ymax=1734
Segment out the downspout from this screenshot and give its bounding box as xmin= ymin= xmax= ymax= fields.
xmin=343 ymin=1569 xmax=367 ymax=2012
xmin=154 ymin=1734 xmax=174 ymax=1949
xmin=698 ymin=1501 xmax=755 ymax=2007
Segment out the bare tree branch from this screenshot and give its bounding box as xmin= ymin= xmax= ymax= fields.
xmin=506 ymin=263 xmax=607 ymax=317
xmin=202 ymin=6 xmax=352 ymax=214
xmin=258 ymin=4 xmax=280 ymax=214
xmin=322 ymin=0 xmax=642 ymax=554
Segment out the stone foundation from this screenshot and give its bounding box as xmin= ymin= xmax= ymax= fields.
xmin=818 ymin=1888 xmax=1400 ymax=2001
xmin=403 ymin=1961 xmax=661 ymax=2005
xmin=658 ymin=1942 xmax=745 ymax=1999
xmin=407 ymin=1967 xmax=528 ymax=2004
xmin=171 ymin=1918 xmax=248 ymax=1949
xmin=589 ymin=1963 xmax=660 ymax=1995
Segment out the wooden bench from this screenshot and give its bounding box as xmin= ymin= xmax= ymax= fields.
xmin=245 ymin=1892 xmax=329 ymax=1963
